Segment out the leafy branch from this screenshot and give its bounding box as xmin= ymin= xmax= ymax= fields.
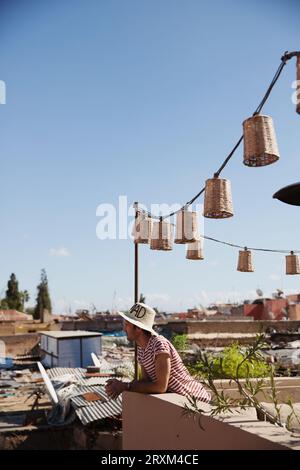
xmin=185 ymin=334 xmax=300 ymax=433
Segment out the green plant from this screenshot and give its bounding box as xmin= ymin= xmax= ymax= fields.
xmin=171 ymin=333 xmax=189 ymax=352
xmin=184 ymin=334 xmax=300 ymax=434
xmin=189 ymin=341 xmax=271 ymax=379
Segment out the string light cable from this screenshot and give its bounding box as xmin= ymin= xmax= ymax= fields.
xmin=137 ymin=51 xmax=300 ymax=221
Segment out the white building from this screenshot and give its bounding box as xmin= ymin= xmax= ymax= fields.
xmin=40 ymin=331 xmax=102 ymax=368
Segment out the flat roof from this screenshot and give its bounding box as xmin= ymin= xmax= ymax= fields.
xmin=41 ymin=330 xmax=102 ymax=339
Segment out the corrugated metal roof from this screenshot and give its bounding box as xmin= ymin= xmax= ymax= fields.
xmin=47 ymin=367 xmax=86 ymax=378
xmin=47 ymin=367 xmax=128 ymax=386
xmin=46 ymin=367 xmax=127 ymax=424
xmin=75 ymin=396 xmax=122 ymax=425
xmin=71 ymin=385 xmax=105 ymax=396
xmin=71 ymin=388 xmax=108 ymax=408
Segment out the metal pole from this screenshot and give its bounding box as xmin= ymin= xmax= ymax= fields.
xmin=134 ymin=202 xmax=139 ymax=379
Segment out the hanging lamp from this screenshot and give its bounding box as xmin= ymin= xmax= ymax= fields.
xmin=243 ymin=114 xmax=279 ymax=167
xmin=204 ymin=175 xmax=234 ymax=218
xmin=150 ymin=219 xmax=173 ymax=251
xmin=286 ymin=251 xmax=300 ymax=275
xmin=186 ymin=239 xmax=204 ymax=260
xmin=237 ymin=248 xmax=254 ymax=272
xmin=175 ymin=210 xmax=198 ymax=244
xmin=133 ymin=214 xmax=152 ymax=244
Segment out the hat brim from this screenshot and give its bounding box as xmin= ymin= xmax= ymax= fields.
xmin=117 ymin=310 xmax=158 ymax=336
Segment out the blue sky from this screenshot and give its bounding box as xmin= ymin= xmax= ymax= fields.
xmin=0 ymin=0 xmax=300 ymax=313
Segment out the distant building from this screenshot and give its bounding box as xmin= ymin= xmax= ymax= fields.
xmin=244 ymin=298 xmax=288 ymax=320
xmin=286 ymin=294 xmax=300 ymax=303
xmin=0 ymin=310 xmax=32 ymax=321
xmin=287 ymin=303 xmax=300 ymax=320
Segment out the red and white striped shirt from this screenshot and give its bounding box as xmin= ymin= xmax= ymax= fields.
xmin=137 ymin=335 xmax=211 ymax=402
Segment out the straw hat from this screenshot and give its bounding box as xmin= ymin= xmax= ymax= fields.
xmin=117 ymin=303 xmax=158 ymax=336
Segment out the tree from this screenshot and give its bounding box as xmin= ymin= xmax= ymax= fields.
xmin=0 ymin=299 xmax=9 ymax=310
xmin=20 ymin=290 xmax=30 ymax=312
xmin=34 ymin=269 xmax=52 ymax=320
xmin=4 ymin=273 xmax=23 ymax=311
xmin=139 ymin=293 xmax=146 ymax=303
xmin=25 ymin=307 xmax=35 ymax=317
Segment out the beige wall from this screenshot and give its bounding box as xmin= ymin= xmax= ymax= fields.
xmin=0 ymin=334 xmax=40 ymax=357
xmin=122 ymin=392 xmax=295 ymax=450
xmin=289 ymin=304 xmax=300 ymax=321
xmin=214 ymin=377 xmax=300 ymax=403
xmin=161 ymin=320 xmax=300 ymax=336
xmin=0 ymin=322 xmax=15 ymax=335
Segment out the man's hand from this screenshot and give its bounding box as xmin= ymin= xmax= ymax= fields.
xmin=105 ymin=379 xmax=127 ymax=399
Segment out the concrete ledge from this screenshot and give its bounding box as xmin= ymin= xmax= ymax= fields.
xmin=122 ymin=392 xmax=300 ymax=450
xmin=214 ymin=377 xmax=300 ymax=403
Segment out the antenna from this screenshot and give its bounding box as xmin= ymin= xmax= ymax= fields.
xmin=90 ymin=303 xmax=97 ymax=315
xmin=111 ymin=290 xmax=117 ymax=314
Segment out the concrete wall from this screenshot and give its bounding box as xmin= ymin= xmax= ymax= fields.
xmin=289 ymin=304 xmax=300 ymax=321
xmin=0 ymin=424 xmax=122 ymax=450
xmin=161 ymin=320 xmax=300 ymax=337
xmin=0 ymin=334 xmax=40 ymax=357
xmin=0 ymin=322 xmax=15 ymax=335
xmin=0 ymin=322 xmax=54 ymax=335
xmin=244 ymin=299 xmax=288 ymax=320
xmin=287 ymin=294 xmax=300 ymax=302
xmin=122 ymin=392 xmax=297 ymax=450
xmin=214 ymin=377 xmax=300 ymax=403
xmin=60 ymin=317 xmax=123 ymax=332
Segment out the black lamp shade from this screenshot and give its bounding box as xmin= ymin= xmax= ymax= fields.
xmin=273 ymin=182 xmax=300 ymax=206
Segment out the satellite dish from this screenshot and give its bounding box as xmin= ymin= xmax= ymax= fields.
xmin=256 ymin=289 xmax=263 ymax=297
xmin=37 ymin=362 xmax=59 ymax=404
xmin=91 ymin=352 xmax=101 ymax=367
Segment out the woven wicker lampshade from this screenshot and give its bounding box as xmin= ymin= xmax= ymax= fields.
xmin=297 ymin=56 xmax=300 ymax=115
xmin=286 ymin=251 xmax=300 ymax=275
xmin=175 ymin=210 xmax=198 ymax=244
xmin=237 ymin=248 xmax=254 ymax=272
xmin=203 ymin=176 xmax=234 ymax=218
xmin=150 ymin=220 xmax=173 ymax=251
xmin=186 ymin=239 xmax=204 ymax=260
xmin=243 ymin=115 xmax=280 ymax=167
xmin=133 ymin=215 xmax=152 ymax=244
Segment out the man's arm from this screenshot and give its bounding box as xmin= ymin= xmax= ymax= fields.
xmin=130 ymin=353 xmax=170 ymax=393
xmin=140 ymin=364 xmax=150 ymax=381
xmin=105 ymin=354 xmax=171 ymax=398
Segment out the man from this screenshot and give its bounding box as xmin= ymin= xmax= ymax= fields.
xmin=105 ymin=303 xmax=211 ymax=403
